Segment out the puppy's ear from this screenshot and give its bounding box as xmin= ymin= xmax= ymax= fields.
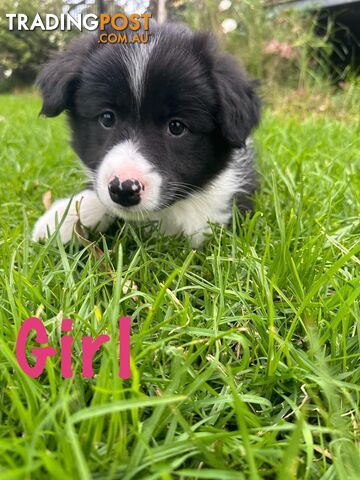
xmin=214 ymin=54 xmax=260 ymax=148
xmin=37 ymin=35 xmax=96 ymax=117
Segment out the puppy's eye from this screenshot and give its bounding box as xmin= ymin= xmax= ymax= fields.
xmin=168 ymin=120 xmax=186 ymax=136
xmin=99 ymin=111 xmax=116 ymax=129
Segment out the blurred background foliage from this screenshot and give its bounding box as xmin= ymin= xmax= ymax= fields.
xmin=180 ymin=0 xmax=333 ymax=89
xmin=0 ymin=0 xmax=65 ymax=91
xmin=0 ymin=0 xmax=359 ymax=100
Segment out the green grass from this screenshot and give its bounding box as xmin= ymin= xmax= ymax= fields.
xmin=0 ymin=93 xmax=359 ymax=480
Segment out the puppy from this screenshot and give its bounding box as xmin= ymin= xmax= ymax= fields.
xmin=32 ymin=22 xmax=260 ymax=247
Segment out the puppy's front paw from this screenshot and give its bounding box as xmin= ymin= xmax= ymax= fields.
xmin=32 ymin=190 xmax=112 ymax=243
xmin=32 ymin=198 xmax=78 ymax=243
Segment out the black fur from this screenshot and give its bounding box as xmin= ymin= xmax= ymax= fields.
xmin=37 ymin=22 xmax=260 ymax=211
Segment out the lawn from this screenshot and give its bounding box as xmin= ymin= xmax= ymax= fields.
xmin=0 ymin=93 xmax=359 ymax=480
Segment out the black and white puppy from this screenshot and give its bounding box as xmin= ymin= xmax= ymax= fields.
xmin=32 ymin=22 xmax=260 ymax=247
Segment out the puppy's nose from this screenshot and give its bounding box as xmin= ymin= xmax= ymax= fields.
xmin=108 ymin=177 xmax=144 ymax=207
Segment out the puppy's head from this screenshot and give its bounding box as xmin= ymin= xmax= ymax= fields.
xmin=38 ymin=23 xmax=260 ymax=218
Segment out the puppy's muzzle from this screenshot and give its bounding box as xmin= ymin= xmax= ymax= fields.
xmin=108 ymin=177 xmax=144 ymax=207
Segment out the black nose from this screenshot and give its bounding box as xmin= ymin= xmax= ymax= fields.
xmin=108 ymin=177 xmax=143 ymax=207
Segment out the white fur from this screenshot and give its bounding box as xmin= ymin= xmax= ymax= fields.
xmin=98 ymin=147 xmax=251 ymax=246
xmin=148 ymin=148 xmax=252 ymax=246
xmin=32 ymin=189 xmax=112 ymax=243
xmin=95 ymin=140 xmax=163 ymax=215
xmin=121 ymin=39 xmax=157 ymax=104
xmin=33 ymin=149 xmax=252 ymax=247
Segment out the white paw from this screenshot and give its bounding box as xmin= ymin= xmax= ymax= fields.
xmin=32 ymin=189 xmax=113 ymax=243
xmin=189 ymin=228 xmax=210 ymax=248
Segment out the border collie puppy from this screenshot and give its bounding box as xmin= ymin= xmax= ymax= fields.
xmin=32 ymin=22 xmax=260 ymax=247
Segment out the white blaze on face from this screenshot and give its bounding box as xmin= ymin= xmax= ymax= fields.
xmin=95 ymin=140 xmax=162 ymax=217
xmin=121 ymin=39 xmax=158 ymax=105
